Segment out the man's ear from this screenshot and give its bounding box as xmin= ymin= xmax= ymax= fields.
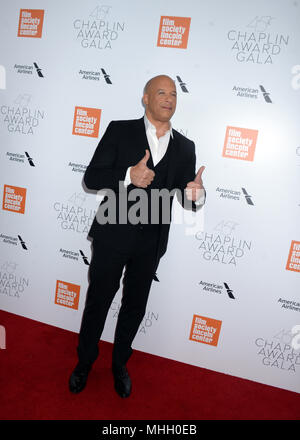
xmin=142 ymin=94 xmax=148 ymax=106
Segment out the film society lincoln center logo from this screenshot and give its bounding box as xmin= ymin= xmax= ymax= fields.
xmin=189 ymin=314 xmax=222 ymax=347
xmin=72 ymin=106 xmax=101 ymax=138
xmin=223 ymin=126 xmax=258 ymax=161
xmin=17 ymin=9 xmax=44 ymax=38
xmin=157 ymin=16 xmax=191 ymax=49
xmin=286 ymin=241 xmax=300 ymax=273
xmin=55 ymin=280 xmax=80 ymax=310
xmin=2 ymin=185 xmax=27 ymax=214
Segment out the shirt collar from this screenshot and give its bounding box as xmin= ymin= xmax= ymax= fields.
xmin=144 ymin=114 xmax=173 ymax=138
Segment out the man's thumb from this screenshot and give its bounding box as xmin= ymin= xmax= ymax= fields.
xmin=141 ymin=149 xmax=150 ymax=164
xmin=194 ymin=166 xmax=205 ymax=183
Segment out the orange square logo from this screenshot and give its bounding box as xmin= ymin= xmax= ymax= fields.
xmin=2 ymin=185 xmax=27 ymax=214
xmin=189 ymin=315 xmax=222 ymax=346
xmin=222 ymin=126 xmax=258 ymax=161
xmin=72 ymin=106 xmax=101 ymax=138
xmin=286 ymin=240 xmax=300 ymax=273
xmin=17 ymin=9 xmax=44 ymax=38
xmin=55 ymin=280 xmax=80 ymax=310
xmin=157 ymin=16 xmax=191 ymax=49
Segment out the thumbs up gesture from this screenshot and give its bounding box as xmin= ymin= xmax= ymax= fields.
xmin=185 ymin=166 xmax=205 ymax=201
xmin=130 ymin=150 xmax=155 ymax=188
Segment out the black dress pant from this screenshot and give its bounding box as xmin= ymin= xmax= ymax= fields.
xmin=77 ymin=225 xmax=160 ymax=369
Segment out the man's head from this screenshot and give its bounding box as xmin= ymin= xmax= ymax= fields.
xmin=143 ymin=75 xmax=177 ymax=124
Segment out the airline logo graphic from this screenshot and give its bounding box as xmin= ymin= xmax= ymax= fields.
xmin=241 ymin=187 xmax=254 ymax=205
xmin=18 ymin=235 xmax=28 ymax=250
xmin=0 ymin=65 xmax=6 ymax=89
xmin=223 ymin=126 xmax=258 ymax=161
xmin=72 ymin=106 xmax=101 ymax=137
xmin=189 ymin=315 xmax=222 ymax=346
xmin=286 ymin=240 xmax=300 ymax=273
xmin=157 ymin=16 xmax=191 ymax=49
xmin=101 ymin=68 xmax=112 ymax=84
xmin=55 ymin=280 xmax=80 ymax=310
xmin=176 ymin=75 xmax=188 ymax=92
xmin=33 ymin=63 xmax=44 ymax=77
xmin=223 ymin=282 xmax=235 ymax=299
xmin=2 ymin=185 xmax=27 ymax=214
xmin=79 ymin=250 xmax=90 ymax=265
xmin=25 ymin=151 xmax=35 ymax=166
xmin=259 ymin=85 xmax=272 ymax=103
xmin=17 ymin=9 xmax=44 ymax=38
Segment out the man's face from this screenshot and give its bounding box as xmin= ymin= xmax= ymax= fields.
xmin=143 ymin=76 xmax=177 ymax=123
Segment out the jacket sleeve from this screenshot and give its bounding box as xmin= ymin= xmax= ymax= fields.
xmin=83 ymin=121 xmax=128 ymax=191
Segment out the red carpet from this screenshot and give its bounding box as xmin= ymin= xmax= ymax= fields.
xmin=0 ymin=309 xmax=300 ymax=420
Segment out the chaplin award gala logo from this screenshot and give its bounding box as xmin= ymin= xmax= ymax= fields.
xmin=0 ymin=261 xmax=30 ymax=299
xmin=286 ymin=241 xmax=300 ymax=273
xmin=1 ymin=94 xmax=45 ymax=135
xmin=2 ymin=185 xmax=27 ymax=214
xmin=189 ymin=314 xmax=222 ymax=346
xmin=17 ymin=9 xmax=44 ymax=38
xmin=227 ymin=16 xmax=289 ymax=64
xmin=195 ymin=228 xmax=252 ymax=267
xmin=222 ymin=126 xmax=258 ymax=161
xmin=157 ymin=16 xmax=191 ymax=49
xmin=55 ymin=280 xmax=80 ymax=310
xmin=53 ymin=192 xmax=96 ymax=234
xmin=255 ymin=329 xmax=300 ymax=372
xmin=72 ymin=106 xmax=101 ymax=137
xmin=73 ymin=5 xmax=125 ymax=49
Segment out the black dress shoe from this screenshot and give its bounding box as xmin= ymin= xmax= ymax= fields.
xmin=69 ymin=363 xmax=91 ymax=394
xmin=112 ymin=365 xmax=132 ymax=398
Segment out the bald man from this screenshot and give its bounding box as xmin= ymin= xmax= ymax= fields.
xmin=69 ymin=75 xmax=205 ymax=398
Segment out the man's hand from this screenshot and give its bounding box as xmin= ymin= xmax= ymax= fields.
xmin=185 ymin=166 xmax=205 ymax=201
xmin=130 ymin=150 xmax=155 ymax=188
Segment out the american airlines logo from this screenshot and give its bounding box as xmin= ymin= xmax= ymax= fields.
xmin=14 ymin=62 xmax=44 ymax=77
xmin=0 ymin=233 xmax=28 ymax=249
xmin=79 ymin=67 xmax=112 ymax=84
xmin=233 ymin=84 xmax=272 ymax=103
xmin=59 ymin=248 xmax=90 ymax=264
xmin=216 ymin=187 xmax=254 ymax=205
xmin=5 ymin=151 xmax=35 ymax=166
xmin=199 ymin=280 xmax=236 ymax=299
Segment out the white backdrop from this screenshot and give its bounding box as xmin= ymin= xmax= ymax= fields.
xmin=0 ymin=0 xmax=300 ymax=394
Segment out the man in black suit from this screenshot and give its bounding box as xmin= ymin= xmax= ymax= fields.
xmin=69 ymin=75 xmax=205 ymax=397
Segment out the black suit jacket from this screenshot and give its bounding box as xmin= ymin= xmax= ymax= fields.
xmin=84 ymin=117 xmax=202 ymax=266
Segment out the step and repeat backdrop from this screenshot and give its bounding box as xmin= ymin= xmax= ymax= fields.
xmin=0 ymin=0 xmax=300 ymax=394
